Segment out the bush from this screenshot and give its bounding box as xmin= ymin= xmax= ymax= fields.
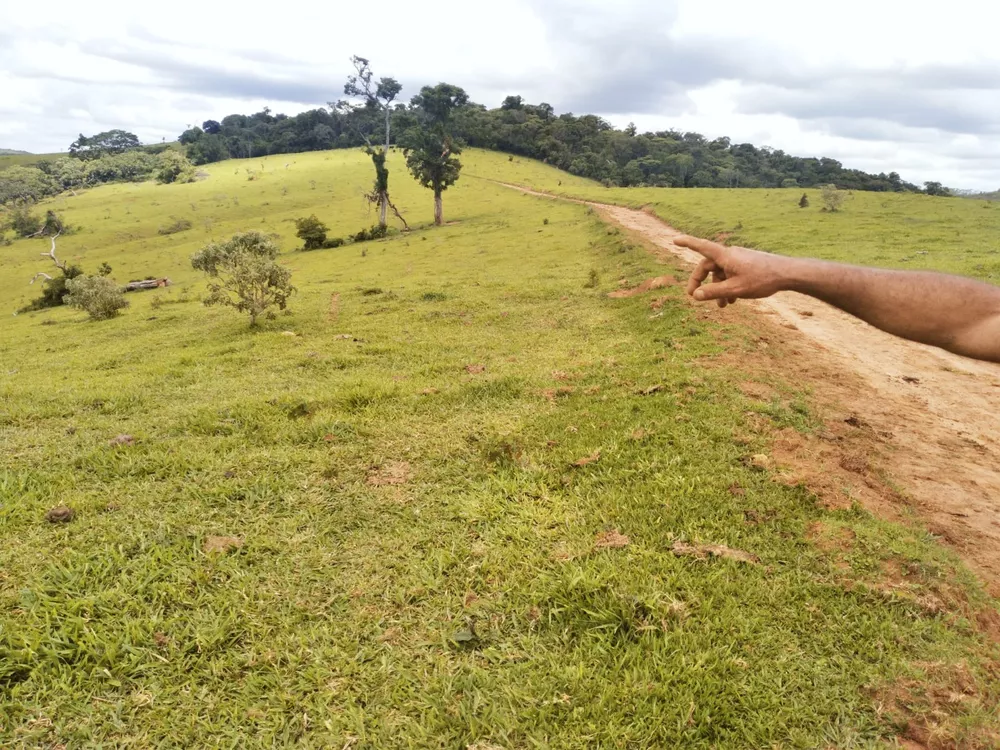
xmin=323 ymin=236 xmax=345 ymax=248
xmin=2 ymin=204 xmax=43 ymax=236
xmin=158 ymin=217 xmax=193 ymax=235
xmin=820 ymin=184 xmax=845 ymax=212
xmin=799 ymin=193 xmax=809 ymax=209
xmin=156 ymin=151 xmax=196 ymax=184
xmin=294 ymin=215 xmax=328 ymax=250
xmin=352 ymin=224 xmax=388 ymax=243
xmin=63 ymin=275 xmax=129 ymax=320
xmin=19 ymin=264 xmax=84 ymax=312
xmin=191 ymin=231 xmax=295 ymax=326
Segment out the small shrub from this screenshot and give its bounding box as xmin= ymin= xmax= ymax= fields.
xmin=820 ymin=184 xmax=845 ymax=212
xmin=97 ymin=262 xmax=113 ymax=277
xmin=352 ymin=224 xmax=388 ymax=243
xmin=584 ymin=269 xmax=599 ymax=288
xmin=294 ymin=215 xmax=328 ymax=250
xmin=543 ymin=218 xmax=550 ymax=225
xmin=64 ymin=275 xmax=129 ymax=320
xmin=421 ymin=291 xmax=447 ymax=302
xmin=799 ymin=193 xmax=809 ymax=209
xmin=158 ymin=217 xmax=193 ymax=235
xmin=322 ymin=236 xmax=345 ymax=249
xmin=191 ymin=231 xmax=295 ymax=326
xmin=361 ymin=287 xmax=384 ymax=296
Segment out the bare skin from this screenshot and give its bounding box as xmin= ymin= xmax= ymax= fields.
xmin=676 ymin=235 xmax=1000 ymax=364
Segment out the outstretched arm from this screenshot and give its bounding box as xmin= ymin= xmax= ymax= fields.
xmin=676 ymin=235 xmax=1000 ymax=363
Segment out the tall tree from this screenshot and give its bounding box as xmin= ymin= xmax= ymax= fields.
xmin=68 ymin=130 xmax=141 ymax=160
xmin=402 ymin=84 xmax=469 ymax=226
xmin=335 ymin=56 xmax=404 ymax=228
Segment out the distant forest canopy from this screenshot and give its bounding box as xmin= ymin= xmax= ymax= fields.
xmin=177 ymin=95 xmax=934 ymax=193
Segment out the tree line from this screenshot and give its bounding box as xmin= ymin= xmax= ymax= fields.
xmin=178 ymin=93 xmax=938 ymax=194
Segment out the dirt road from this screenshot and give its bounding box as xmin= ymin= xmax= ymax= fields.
xmin=503 ymin=183 xmax=1000 ymax=591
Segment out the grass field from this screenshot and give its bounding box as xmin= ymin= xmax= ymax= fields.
xmin=2 ymin=149 xmax=999 ymax=747
xmin=469 ymin=151 xmax=1000 ymax=283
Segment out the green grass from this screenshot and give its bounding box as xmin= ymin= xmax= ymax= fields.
xmin=467 ymin=150 xmax=1000 ymax=283
xmin=2 ymin=150 xmax=999 ymax=747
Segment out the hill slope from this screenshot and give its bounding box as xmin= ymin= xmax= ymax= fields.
xmin=1 ymin=150 xmax=998 ymax=747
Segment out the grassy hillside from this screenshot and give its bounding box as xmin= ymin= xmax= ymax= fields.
xmin=468 ymin=151 xmax=1000 ymax=283
xmin=2 ymin=150 xmax=999 ymax=747
xmin=0 ymin=152 xmax=63 ymax=171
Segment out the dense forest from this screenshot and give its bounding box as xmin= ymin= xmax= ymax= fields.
xmin=178 ymin=95 xmax=927 ymax=193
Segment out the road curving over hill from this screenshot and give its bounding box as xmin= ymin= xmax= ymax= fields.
xmin=499 ymin=181 xmax=1000 ymax=594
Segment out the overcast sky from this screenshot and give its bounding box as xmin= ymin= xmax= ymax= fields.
xmin=2 ymin=0 xmax=999 ymax=189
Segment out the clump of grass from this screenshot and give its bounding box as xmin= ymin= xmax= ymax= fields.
xmin=157 ymin=217 xmax=193 ymax=235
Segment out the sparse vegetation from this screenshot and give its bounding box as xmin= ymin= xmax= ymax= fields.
xmin=2 ymin=149 xmax=999 ymax=747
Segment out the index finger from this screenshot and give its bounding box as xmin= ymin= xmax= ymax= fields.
xmin=675 ymin=235 xmax=728 ymax=262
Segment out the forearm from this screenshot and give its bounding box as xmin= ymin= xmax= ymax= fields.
xmin=780 ymin=257 xmax=1000 ymax=362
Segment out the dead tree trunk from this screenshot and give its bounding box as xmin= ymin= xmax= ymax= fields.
xmin=29 ymin=232 xmax=65 ymax=283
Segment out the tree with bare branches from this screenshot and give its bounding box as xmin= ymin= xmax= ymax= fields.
xmin=333 ymin=56 xmax=407 ymax=229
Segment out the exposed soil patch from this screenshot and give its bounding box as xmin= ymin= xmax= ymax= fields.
xmin=498 ymin=181 xmax=1000 ymax=594
xmin=204 ymin=536 xmax=243 ymax=554
xmin=367 ymin=461 xmax=412 ymax=487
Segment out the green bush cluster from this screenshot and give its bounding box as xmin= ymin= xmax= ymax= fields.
xmin=0 ymin=150 xmax=198 ymax=205
xmin=63 ymin=275 xmax=129 ymax=320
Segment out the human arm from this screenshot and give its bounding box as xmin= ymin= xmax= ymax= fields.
xmin=676 ymin=235 xmax=1000 ymax=363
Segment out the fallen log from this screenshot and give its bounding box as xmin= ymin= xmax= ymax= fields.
xmin=125 ymin=278 xmax=171 ymax=292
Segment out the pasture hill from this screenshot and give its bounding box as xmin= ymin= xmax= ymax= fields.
xmin=2 ymin=148 xmax=1000 ymax=747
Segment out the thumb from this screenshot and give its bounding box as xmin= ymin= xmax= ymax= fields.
xmin=692 ymin=277 xmax=741 ymax=302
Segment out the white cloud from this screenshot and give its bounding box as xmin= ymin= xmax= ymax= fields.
xmin=1 ymin=0 xmax=999 ymax=189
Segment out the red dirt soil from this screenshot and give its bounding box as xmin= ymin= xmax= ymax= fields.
xmin=503 ymin=183 xmax=1000 ymax=593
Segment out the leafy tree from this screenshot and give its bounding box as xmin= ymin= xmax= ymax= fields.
xmin=0 ymin=166 xmax=58 ymax=204
xmin=924 ymin=181 xmax=950 ymax=196
xmin=191 ymin=231 xmax=295 ymax=326
xmin=155 ymin=150 xmax=196 ymax=184
xmin=202 ymin=120 xmax=222 ymax=135
xmin=337 ymin=56 xmax=404 ymax=228
xmin=64 ymin=275 xmax=129 ymax=320
xmin=69 ymin=130 xmax=141 ymax=160
xmin=52 ymin=158 xmax=85 ymax=191
xmin=179 ymin=127 xmax=203 ymax=145
xmin=187 ymin=134 xmax=229 ymax=165
xmin=402 ymin=84 xmax=469 ymax=225
xmin=175 ymin=96 xmax=931 ymax=194
xmin=821 ymin=184 xmax=845 ymax=212
xmin=2 ymin=203 xmax=43 ymax=236
xmin=294 ymin=215 xmax=329 ymax=250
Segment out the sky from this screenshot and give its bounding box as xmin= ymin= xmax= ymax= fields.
xmin=2 ymin=0 xmax=999 ymax=189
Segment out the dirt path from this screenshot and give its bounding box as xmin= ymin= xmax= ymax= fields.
xmin=502 ymin=182 xmax=1000 ymax=592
